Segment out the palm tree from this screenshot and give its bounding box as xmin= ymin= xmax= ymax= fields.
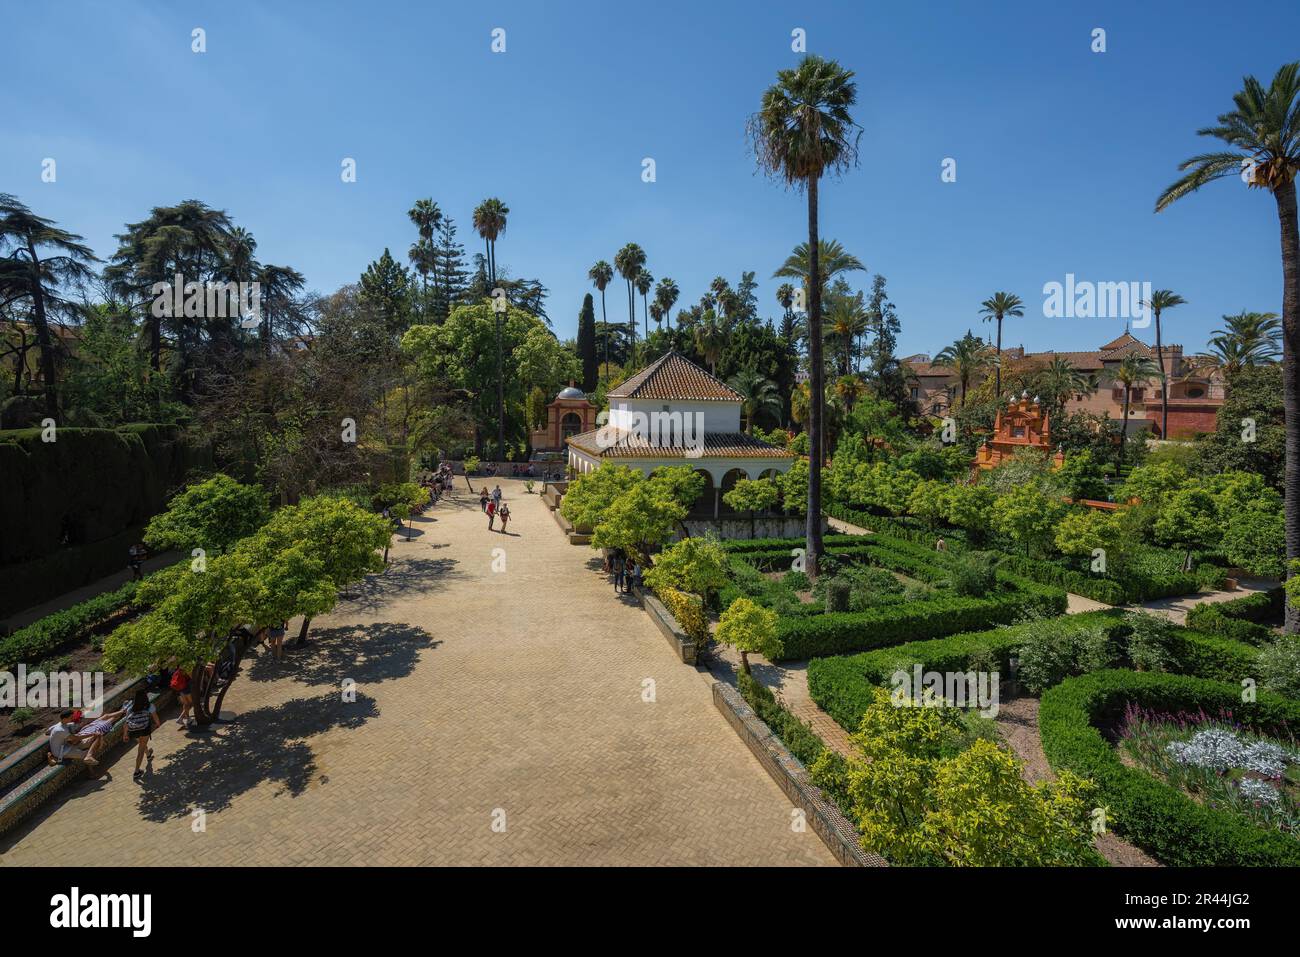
xmin=750 ymin=54 xmax=861 ymax=578
xmin=1138 ymin=289 xmax=1187 ymax=438
xmin=471 ymin=198 xmax=508 ymax=287
xmin=0 ymin=194 xmax=98 ymax=417
xmin=635 ymin=268 xmax=654 ymax=341
xmin=932 ymin=331 xmax=994 ymax=408
xmin=1193 ymin=334 xmax=1258 ymax=379
xmin=729 ymin=367 xmax=782 ymax=434
xmin=790 ymin=381 xmax=812 ymax=428
xmin=978 ymin=291 xmax=1024 ymax=398
xmin=1112 ymin=354 xmax=1160 ymax=469
xmin=1035 ymin=354 xmax=1094 ymax=413
xmin=653 ymin=277 xmax=679 ymax=333
xmin=1156 ymin=62 xmax=1299 ymax=630
xmin=773 ymin=239 xmax=865 ymax=300
xmin=1215 ymin=310 xmax=1282 ymax=362
xmin=408 ymin=199 xmax=442 ymax=319
xmin=693 ymin=309 xmax=726 ymax=374
xmin=472 ymin=197 xmax=509 ymax=458
xmin=824 ymin=289 xmax=868 ymax=376
xmin=588 ymin=260 xmax=614 ymax=379
xmin=614 ymin=243 xmax=646 ymax=350
xmin=776 ymin=282 xmax=796 ymax=346
xmin=833 ymin=374 xmax=868 ymax=416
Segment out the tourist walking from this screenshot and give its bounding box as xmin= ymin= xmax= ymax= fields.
xmin=492 ymin=484 xmax=503 ymax=509
xmin=486 ymin=498 xmax=497 ymax=531
xmin=612 ymin=551 xmax=625 ymax=593
xmin=498 ymin=502 xmax=510 ymax=533
xmin=479 ymin=487 xmax=490 ymax=512
xmin=124 ymin=688 xmax=160 ymax=781
xmin=170 ymin=666 xmax=194 ymax=728
xmin=127 ymin=542 xmax=148 ymax=580
xmin=625 ymin=559 xmax=639 ymax=593
xmin=264 ymin=620 xmax=287 ymax=661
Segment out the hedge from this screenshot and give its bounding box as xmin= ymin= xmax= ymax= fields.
xmin=1185 ymin=588 xmax=1284 ymax=646
xmin=0 ymin=424 xmax=211 ymax=616
xmin=806 ymin=612 xmax=1126 ymax=732
xmin=656 ymin=586 xmax=708 ymax=645
xmin=1039 ymin=670 xmax=1300 ymax=866
xmin=997 ymin=556 xmax=1128 ymax=606
xmin=0 ymin=579 xmax=142 ymax=671
xmin=774 ymin=578 xmax=1066 ymax=661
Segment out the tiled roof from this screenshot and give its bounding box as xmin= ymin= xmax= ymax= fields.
xmin=606 ymin=351 xmax=742 ymax=401
xmin=566 ymin=427 xmax=793 ymax=459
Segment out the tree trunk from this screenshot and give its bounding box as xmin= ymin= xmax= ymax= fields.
xmin=1154 ymin=309 xmax=1168 ymax=438
xmin=23 ymin=236 xmax=58 ymax=419
xmin=496 ymin=309 xmax=505 ymax=459
xmin=1118 ymin=389 xmax=1131 ymax=469
xmin=740 ymin=650 xmax=751 ymax=675
xmin=1276 ymin=181 xmax=1300 ymax=634
xmin=295 ymin=616 xmax=312 ymax=645
xmin=805 ymin=177 xmax=825 ymax=579
xmin=600 ymin=289 xmax=609 ymax=379
xmin=994 ymin=315 xmax=1003 ymax=398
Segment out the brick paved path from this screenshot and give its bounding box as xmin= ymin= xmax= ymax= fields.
xmin=0 ymin=479 xmax=833 ymax=866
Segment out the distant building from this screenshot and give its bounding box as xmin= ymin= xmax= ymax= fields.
xmin=905 ymin=332 xmax=1224 ymax=439
xmin=565 ymin=351 xmax=793 ymax=517
xmin=971 ymin=392 xmax=1065 ymax=476
xmin=530 ymin=384 xmax=598 ymax=452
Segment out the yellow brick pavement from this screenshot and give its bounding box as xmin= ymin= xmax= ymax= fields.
xmin=0 ymin=478 xmax=833 ymax=866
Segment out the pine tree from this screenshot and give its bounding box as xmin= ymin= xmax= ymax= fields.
xmin=577 ymin=293 xmax=598 ymax=391
xmin=431 ymin=217 xmax=469 ymax=322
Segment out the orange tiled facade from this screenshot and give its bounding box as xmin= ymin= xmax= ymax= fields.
xmin=906 ymin=332 xmax=1225 ymax=439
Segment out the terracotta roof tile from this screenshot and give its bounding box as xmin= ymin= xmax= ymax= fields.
xmin=606 ymin=351 xmax=742 ymax=401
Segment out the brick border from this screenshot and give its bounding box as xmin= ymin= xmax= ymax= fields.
xmin=631 ymin=584 xmax=697 ymax=664
xmin=711 ymin=681 xmax=887 ymax=868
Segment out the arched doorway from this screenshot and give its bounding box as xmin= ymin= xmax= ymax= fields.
xmin=689 ymin=469 xmax=715 ymax=518
xmin=718 ymin=468 xmax=747 ymax=516
xmin=561 ymin=412 xmax=582 ymax=441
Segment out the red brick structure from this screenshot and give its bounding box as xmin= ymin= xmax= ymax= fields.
xmin=530 ymin=385 xmax=597 ymax=452
xmin=972 ymin=393 xmax=1065 ymax=476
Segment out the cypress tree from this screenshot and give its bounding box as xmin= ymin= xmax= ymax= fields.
xmin=577 ymin=293 xmax=598 ymax=391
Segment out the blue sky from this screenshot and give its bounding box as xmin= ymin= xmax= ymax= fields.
xmin=4 ymin=0 xmax=1297 ymax=358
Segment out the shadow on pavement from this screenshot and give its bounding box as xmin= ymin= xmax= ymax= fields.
xmin=246 ymin=621 xmax=438 ymax=687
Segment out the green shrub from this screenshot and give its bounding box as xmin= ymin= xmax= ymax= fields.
xmin=949 ymin=552 xmax=998 ymax=597
xmin=1184 ymin=588 xmax=1283 ymax=646
xmin=1122 ymin=610 xmax=1176 ymax=674
xmin=1039 ymin=670 xmax=1300 ymax=865
xmin=656 ymin=586 xmax=709 ymax=646
xmin=1256 ymin=636 xmax=1300 ymax=699
xmin=1015 ymin=615 xmax=1118 ymax=694
xmin=824 ymin=578 xmax=850 ymax=612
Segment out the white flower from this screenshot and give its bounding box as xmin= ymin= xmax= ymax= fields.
xmin=1236 ymin=778 xmax=1282 ymax=807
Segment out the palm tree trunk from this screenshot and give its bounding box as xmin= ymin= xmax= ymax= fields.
xmin=1154 ymin=309 xmax=1168 ymax=438
xmin=496 ymin=308 xmax=505 ymax=460
xmin=22 ymin=235 xmax=58 ymax=419
xmin=994 ymin=315 xmax=1003 ymax=398
xmin=1118 ymin=388 xmax=1131 ymax=469
xmin=1275 ymin=181 xmax=1300 ymax=634
xmin=598 ymin=289 xmax=608 ymax=379
xmin=806 ymin=177 xmax=825 ymax=579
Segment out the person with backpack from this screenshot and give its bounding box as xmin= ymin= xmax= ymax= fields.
xmin=124 ymin=688 xmax=160 ymax=782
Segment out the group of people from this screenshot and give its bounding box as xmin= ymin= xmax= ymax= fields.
xmin=47 ymin=684 xmax=166 ymax=783
xmin=423 ymin=463 xmax=455 ymax=503
xmin=479 ymin=484 xmax=511 ymax=533
xmin=605 ymin=549 xmax=642 ymax=594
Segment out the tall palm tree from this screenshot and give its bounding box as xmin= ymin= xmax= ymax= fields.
xmin=824 ymin=289 xmax=868 ymax=376
xmin=0 ymin=194 xmax=98 ymax=417
xmin=653 ymin=277 xmax=679 ymax=333
xmin=933 ymin=331 xmax=994 ymax=408
xmin=614 ymin=243 xmax=646 ymax=350
xmin=833 ymin=373 xmax=868 ymax=416
xmin=790 ymin=381 xmax=812 ymax=428
xmin=588 ymin=260 xmax=614 ymax=379
xmin=472 ymin=197 xmax=509 ymax=457
xmin=750 ymin=54 xmax=861 ymax=578
xmin=693 ymin=309 xmax=726 ymax=374
xmin=1156 ymin=62 xmax=1300 ymax=630
xmin=408 ymin=199 xmax=442 ymax=319
xmin=776 ymin=282 xmax=796 ymax=346
xmin=978 ymin=291 xmax=1024 ymax=398
xmin=1138 ymin=289 xmax=1187 ymax=438
xmin=1112 ymin=354 xmax=1160 ymax=469
xmin=773 ymin=239 xmax=865 ymax=296
xmin=471 ymin=198 xmax=508 ymax=287
xmin=729 ymin=367 xmax=783 ymax=434
xmin=1194 ymin=334 xmax=1259 ymax=380
xmin=635 ymin=268 xmax=654 ymax=341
